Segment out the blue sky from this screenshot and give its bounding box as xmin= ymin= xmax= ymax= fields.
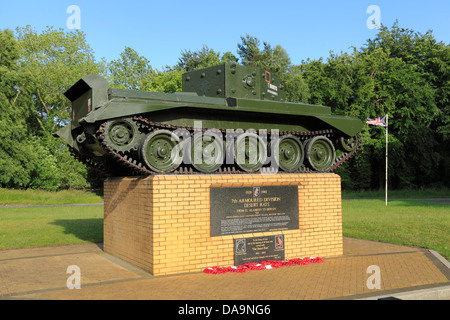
xmin=1 ymin=0 xmax=449 ymax=70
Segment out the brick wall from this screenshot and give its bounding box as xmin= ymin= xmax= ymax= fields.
xmin=103 ymin=173 xmax=342 ymax=276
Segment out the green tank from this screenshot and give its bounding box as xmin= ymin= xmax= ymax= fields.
xmin=53 ymin=63 xmax=363 ymax=176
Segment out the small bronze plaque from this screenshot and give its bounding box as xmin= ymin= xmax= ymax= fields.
xmin=210 ymin=185 xmax=299 ymax=237
xmin=234 ymin=235 xmax=285 ymax=265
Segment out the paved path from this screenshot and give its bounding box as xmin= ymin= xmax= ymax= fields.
xmin=1 ymin=199 xmax=448 ymax=300
xmin=0 ymin=238 xmax=449 ymax=300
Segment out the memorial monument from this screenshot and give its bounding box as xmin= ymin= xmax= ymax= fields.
xmin=54 ymin=63 xmax=364 ymax=276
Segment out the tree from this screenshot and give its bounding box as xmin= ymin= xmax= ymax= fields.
xmin=145 ymin=66 xmax=183 ymax=93
xmin=236 ymin=34 xmax=312 ymax=103
xmin=15 ymin=25 xmax=105 ymax=135
xmin=5 ymin=26 xmax=106 ymax=190
xmin=281 ymin=65 xmax=310 ymax=103
xmin=176 ymin=45 xmax=222 ymax=72
xmin=149 ymin=47 xmax=238 ymax=93
xmin=220 ymin=51 xmax=239 ymax=64
xmin=0 ymin=29 xmax=35 ymax=188
xmin=0 ymin=29 xmax=74 ymax=190
xmin=359 ymin=23 xmax=446 ymax=188
xmin=301 ymin=22 xmax=449 ymax=189
xmin=237 ymin=34 xmax=291 ymax=75
xmin=107 ymin=46 xmax=155 ymax=90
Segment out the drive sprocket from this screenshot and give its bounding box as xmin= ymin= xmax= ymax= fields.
xmin=102 ymin=118 xmax=144 ymax=153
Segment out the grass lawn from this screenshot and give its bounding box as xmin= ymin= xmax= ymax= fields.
xmin=0 ymin=189 xmax=448 ymax=263
xmin=0 ymin=206 xmax=103 ymax=249
xmin=342 ymin=188 xmax=449 ymax=199
xmin=342 ymin=200 xmax=450 ymax=261
xmin=0 ymin=188 xmax=103 ymax=206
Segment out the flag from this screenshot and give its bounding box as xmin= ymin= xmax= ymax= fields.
xmin=366 ymin=115 xmax=386 ymax=127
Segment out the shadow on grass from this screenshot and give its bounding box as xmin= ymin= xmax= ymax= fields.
xmin=51 ymin=219 xmax=103 ymax=244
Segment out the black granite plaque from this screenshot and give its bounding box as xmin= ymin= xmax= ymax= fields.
xmin=210 ymin=185 xmax=299 ymax=237
xmin=234 ymin=235 xmax=285 ymax=265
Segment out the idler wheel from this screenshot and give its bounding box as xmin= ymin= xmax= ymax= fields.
xmin=190 ymin=132 xmax=224 ymax=173
xmin=140 ymin=129 xmax=183 ymax=173
xmin=305 ymin=136 xmax=336 ymax=172
xmin=234 ymin=132 xmax=267 ymax=172
xmin=337 ymin=135 xmax=359 ymax=152
xmin=273 ymin=135 xmax=304 ymax=172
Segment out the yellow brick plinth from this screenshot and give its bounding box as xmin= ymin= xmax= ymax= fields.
xmin=103 ymin=173 xmax=343 ymax=276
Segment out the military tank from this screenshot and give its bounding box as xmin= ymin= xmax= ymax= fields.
xmin=53 ymin=63 xmax=363 ymax=176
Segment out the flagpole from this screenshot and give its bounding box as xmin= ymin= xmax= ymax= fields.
xmin=385 ymin=114 xmax=388 ymax=207
xmin=365 ymin=114 xmax=389 ymax=205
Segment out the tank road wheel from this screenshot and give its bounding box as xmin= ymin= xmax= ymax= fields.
xmin=140 ymin=130 xmax=183 ymax=173
xmin=234 ymin=132 xmax=267 ymax=172
xmin=191 ymin=133 xmax=224 ymax=173
xmin=274 ymin=135 xmax=305 ymax=172
xmin=337 ymin=135 xmax=359 ymax=152
xmin=305 ymin=136 xmax=336 ymax=172
xmin=103 ymin=118 xmax=141 ymax=153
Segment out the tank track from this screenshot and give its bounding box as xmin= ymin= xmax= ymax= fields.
xmin=68 ymin=146 xmax=111 ymax=177
xmin=76 ymin=116 xmax=362 ymax=177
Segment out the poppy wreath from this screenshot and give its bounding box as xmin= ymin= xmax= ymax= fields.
xmin=203 ymin=257 xmax=324 ymax=274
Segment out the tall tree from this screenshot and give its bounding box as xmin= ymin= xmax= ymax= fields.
xmin=237 ymin=34 xmax=291 ymax=75
xmin=0 ymin=29 xmax=35 ymax=188
xmin=145 ymin=66 xmax=183 ymax=93
xmin=236 ymin=34 xmax=313 ymax=104
xmin=176 ymin=45 xmax=222 ymax=72
xmin=108 ymin=46 xmax=155 ymax=90
xmin=281 ymin=65 xmax=310 ymax=103
xmin=151 ymin=47 xmax=238 ymax=93
xmin=359 ymin=24 xmax=446 ymax=188
xmin=7 ymin=26 xmax=105 ymax=190
xmin=15 ymin=25 xmax=105 ymax=135
xmin=301 ymin=22 xmax=449 ymax=189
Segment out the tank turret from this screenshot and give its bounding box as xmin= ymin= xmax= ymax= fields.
xmin=182 ymin=63 xmax=284 ymax=102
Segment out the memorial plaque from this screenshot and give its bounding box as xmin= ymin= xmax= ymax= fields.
xmin=210 ymin=185 xmax=299 ymax=237
xmin=234 ymin=235 xmax=285 ymax=265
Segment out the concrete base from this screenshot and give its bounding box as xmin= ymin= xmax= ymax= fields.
xmin=103 ymin=173 xmax=343 ymax=276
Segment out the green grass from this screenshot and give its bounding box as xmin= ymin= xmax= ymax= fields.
xmin=0 ymin=206 xmax=103 ymax=249
xmin=0 ymin=189 xmax=448 ymax=264
xmin=342 ymin=200 xmax=450 ymax=261
xmin=342 ymin=188 xmax=449 ymax=199
xmin=0 ymin=188 xmax=103 ymax=206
